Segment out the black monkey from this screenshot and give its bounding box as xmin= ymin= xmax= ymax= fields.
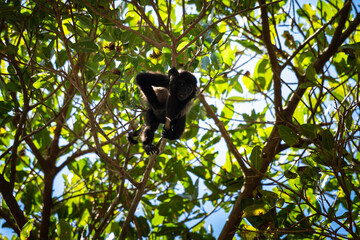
xmin=129 ymin=67 xmax=197 ymax=155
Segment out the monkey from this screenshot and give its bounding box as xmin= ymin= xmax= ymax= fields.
xmin=128 ymin=67 xmax=197 ymax=155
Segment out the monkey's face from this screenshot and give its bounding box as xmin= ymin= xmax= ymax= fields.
xmin=177 ymin=84 xmax=194 ymax=101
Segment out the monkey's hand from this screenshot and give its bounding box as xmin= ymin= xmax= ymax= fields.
xmin=143 ymin=144 xmax=159 ymax=155
xmin=127 ymin=129 xmax=141 ymax=144
xmin=162 ymin=128 xmax=176 ymax=140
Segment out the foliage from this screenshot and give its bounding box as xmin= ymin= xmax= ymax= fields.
xmin=0 ymin=0 xmax=359 ymax=239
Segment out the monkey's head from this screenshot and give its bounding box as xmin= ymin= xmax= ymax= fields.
xmin=169 ymin=69 xmax=197 ymax=101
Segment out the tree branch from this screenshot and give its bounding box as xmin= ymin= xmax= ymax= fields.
xmin=132 ymin=0 xmax=165 ymax=42
xmin=118 ymin=151 xmax=158 ymax=239
xmin=7 ymin=56 xmax=30 ymax=191
xmin=0 ymin=209 xmax=21 ymax=235
xmin=0 ymin=175 xmax=28 ymax=236
xmin=259 ymin=0 xmax=282 ymax=117
xmin=198 ymin=94 xmax=249 ymax=175
xmin=314 ymin=0 xmax=352 ymax=72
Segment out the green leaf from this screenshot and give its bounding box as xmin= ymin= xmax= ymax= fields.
xmin=189 ymin=166 xmax=207 ymax=179
xmin=0 ymin=101 xmax=13 ymax=114
xmin=253 ymin=58 xmax=270 ymax=91
xmin=339 ymin=42 xmax=360 ymax=51
xmin=156 ymin=225 xmax=186 ymax=236
xmin=71 ymin=41 xmax=98 ymax=53
xmin=242 ymin=73 xmax=256 ymax=92
xmin=57 ymin=219 xmax=73 ymax=240
xmin=210 ymin=52 xmax=222 ymax=69
xmin=258 ymin=190 xmax=278 ymax=206
xmin=345 ymin=110 xmax=354 ymax=129
xmin=211 ymin=33 xmax=224 ymax=46
xmin=278 ymin=125 xmax=299 ymax=146
xmin=249 ymin=145 xmax=262 ymax=171
xmin=277 ymin=198 xmax=285 ymax=208
xmin=222 ymin=47 xmax=235 ymax=66
xmin=321 ymin=129 xmax=334 ymax=150
xmin=152 ymin=209 xmax=165 ymax=226
xmin=137 ymin=216 xmax=150 ymax=236
xmin=300 ymin=124 xmax=318 ymax=139
xmin=237 ymin=40 xmax=263 ymax=54
xmin=222 ymin=177 xmax=244 ymax=192
xmin=242 ymin=202 xmax=269 ymax=217
xmin=33 ymin=74 xmax=52 ymax=89
xmin=76 ymin=14 xmax=93 ymax=29
xmin=299 ymin=80 xmax=317 ymax=88
xmin=20 ymin=219 xmax=34 ymax=240
xmin=284 ymin=169 xmax=298 ymax=179
xmin=240 ymin=225 xmax=260 ymax=239
xmin=201 ymin=56 xmax=210 ymax=70
xmin=174 ymin=162 xmax=187 ymax=180
xmin=6 ymin=43 xmax=18 ymax=55
xmin=305 ymin=64 xmax=317 ymax=82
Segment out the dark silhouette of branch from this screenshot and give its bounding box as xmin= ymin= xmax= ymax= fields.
xmin=0 ymin=175 xmax=29 ymax=237
xmin=198 ymin=94 xmax=249 ymax=174
xmin=118 ymin=151 xmax=158 ymax=239
xmin=6 ymin=55 xmax=30 ymax=191
xmin=314 ymin=0 xmax=352 ymax=72
xmin=131 ymin=1 xmax=165 ymax=42
xmin=259 ymin=0 xmax=282 ymax=116
xmin=0 ymin=209 xmax=21 ymax=235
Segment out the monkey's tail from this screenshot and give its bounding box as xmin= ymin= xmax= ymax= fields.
xmin=127 ymin=128 xmax=142 ymax=144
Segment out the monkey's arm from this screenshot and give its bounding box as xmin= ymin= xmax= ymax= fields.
xmin=136 ymin=73 xmax=169 ymax=109
xmin=141 ymin=109 xmax=161 ymax=155
xmin=162 ymin=115 xmax=186 ymax=140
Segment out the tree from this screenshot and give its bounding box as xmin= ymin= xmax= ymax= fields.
xmin=0 ymin=0 xmax=360 ymax=239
